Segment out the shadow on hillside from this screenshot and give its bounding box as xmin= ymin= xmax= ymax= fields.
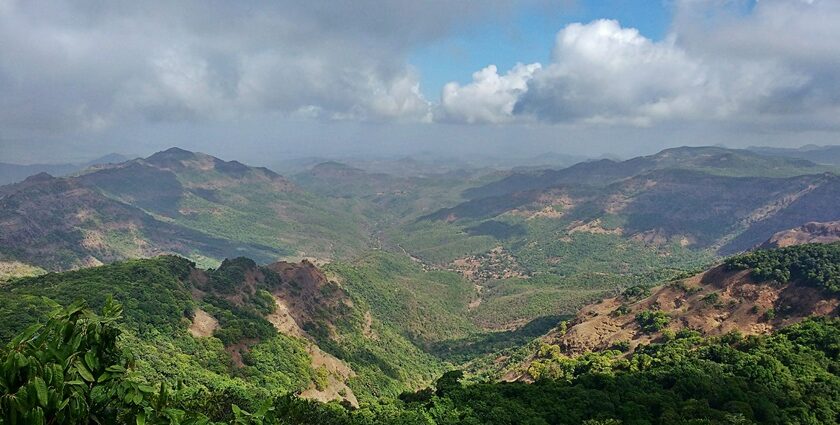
xmin=427 ymin=314 xmax=568 ymax=362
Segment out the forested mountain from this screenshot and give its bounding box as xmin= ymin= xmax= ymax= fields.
xmin=2 ymin=243 xmax=839 ymax=424
xmin=5 ymin=146 xmax=840 ymax=334
xmin=462 ymin=146 xmax=835 ymax=200
xmin=515 ymin=243 xmax=840 ymax=367
xmin=0 ymin=255 xmax=444 ymax=408
xmin=3 ymin=146 xmax=840 ymax=424
xmin=0 ymin=148 xmax=372 ymax=271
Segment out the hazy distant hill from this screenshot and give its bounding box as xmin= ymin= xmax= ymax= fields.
xmin=748 ymin=144 xmax=840 ymax=166
xmin=427 ymin=146 xmax=840 ymax=256
xmin=0 ymin=153 xmax=129 ymax=185
xmin=464 ymin=146 xmax=835 ymax=200
xmin=0 ymin=148 xmax=372 ymax=270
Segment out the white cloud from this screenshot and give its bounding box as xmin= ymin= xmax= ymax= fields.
xmin=6 ymin=0 xmax=562 ymax=135
xmin=516 ymin=19 xmax=712 ymax=126
xmin=439 ymin=63 xmax=541 ymax=124
xmin=444 ymin=1 xmax=840 ymax=130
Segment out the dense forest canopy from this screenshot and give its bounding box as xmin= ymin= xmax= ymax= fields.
xmin=3 ymin=300 xmax=839 ymax=424
xmin=725 ymin=242 xmax=840 ymax=293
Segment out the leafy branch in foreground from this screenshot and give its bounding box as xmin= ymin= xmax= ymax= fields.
xmin=0 ymin=298 xmax=209 ymax=425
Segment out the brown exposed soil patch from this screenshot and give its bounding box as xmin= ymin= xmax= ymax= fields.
xmin=567 ymin=219 xmax=623 ymax=235
xmin=188 ymin=308 xmax=219 ymax=338
xmin=362 ymin=311 xmax=378 ymax=340
xmin=542 ymin=265 xmax=839 ymax=356
xmin=760 ymin=221 xmax=840 ymax=249
xmin=300 ymin=345 xmax=358 ymax=407
xmin=265 ymin=295 xmax=358 ymax=406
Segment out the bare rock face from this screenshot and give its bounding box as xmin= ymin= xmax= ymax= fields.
xmin=760 ymin=221 xmax=840 ymax=249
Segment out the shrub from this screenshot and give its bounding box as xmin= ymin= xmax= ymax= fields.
xmin=635 ymin=310 xmax=670 ymax=333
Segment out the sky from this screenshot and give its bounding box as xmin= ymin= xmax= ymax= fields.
xmin=2 ymin=0 xmax=839 ymax=165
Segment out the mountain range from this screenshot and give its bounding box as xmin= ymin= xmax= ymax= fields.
xmin=2 ymin=145 xmax=840 ymax=423
xmin=0 ymin=148 xmax=372 ymax=271
xmin=748 ymin=144 xmax=840 ymax=166
xmin=0 ymin=153 xmax=130 ymax=186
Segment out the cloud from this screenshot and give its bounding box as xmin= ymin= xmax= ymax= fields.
xmin=439 ymin=63 xmax=541 ymax=124
xmin=0 ymin=0 xmax=561 ymax=137
xmin=515 ymin=19 xmax=711 ymax=126
xmin=444 ymin=0 xmax=840 ymax=130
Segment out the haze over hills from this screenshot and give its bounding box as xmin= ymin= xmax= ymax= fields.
xmin=2 ymin=144 xmax=840 ymax=424
xmin=4 ymin=145 xmax=840 ymax=329
xmin=6 ymin=1 xmax=840 ymax=423
xmin=0 ymin=153 xmax=130 ymax=186
xmin=0 ymin=147 xmax=374 ymax=271
xmin=421 ymin=146 xmax=840 ymax=258
xmin=748 ymin=144 xmax=840 ymax=166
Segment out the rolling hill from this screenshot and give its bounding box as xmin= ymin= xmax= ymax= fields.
xmin=749 ymin=144 xmax=840 ymax=166
xmin=0 ymin=255 xmax=445 ymax=408
xmin=0 ymin=148 xmax=373 ymax=271
xmin=373 ymin=147 xmax=840 ymax=331
xmin=3 ymin=245 xmax=838 ymax=424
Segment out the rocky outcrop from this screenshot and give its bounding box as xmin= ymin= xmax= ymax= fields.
xmin=759 ymin=221 xmax=840 ymax=249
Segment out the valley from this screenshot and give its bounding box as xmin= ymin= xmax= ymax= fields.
xmin=6 ymin=3 xmax=840 ymax=423
xmin=2 ymin=145 xmax=839 ymax=424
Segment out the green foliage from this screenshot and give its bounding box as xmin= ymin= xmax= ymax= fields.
xmin=203 ymin=296 xmax=276 ymax=346
xmin=0 ymin=299 xmax=208 ymax=425
xmin=725 ymin=242 xmax=840 ymax=292
xmin=0 ymin=256 xmax=326 ymax=418
xmin=635 ymin=310 xmax=671 ymax=333
xmin=0 ymin=256 xmax=196 ymax=340
xmin=4 ymin=295 xmax=840 ymax=425
xmin=702 ymin=292 xmax=721 ymax=305
xmin=327 ymin=251 xmax=477 ymax=343
xmin=610 ymin=340 xmax=631 ymax=352
xmin=208 ymin=258 xmax=259 ymax=294
xmin=611 ymin=305 xmax=631 ymax=317
xmin=622 ymin=285 xmax=650 ymax=300
xmin=251 ymin=290 xmax=276 ymax=316
xmin=377 ymin=318 xmax=840 ymax=425
xmin=240 ymin=336 xmax=313 ymax=393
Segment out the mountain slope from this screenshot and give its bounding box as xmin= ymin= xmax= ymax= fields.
xmin=418 ymin=148 xmax=840 ymax=263
xmin=760 ymin=221 xmax=840 ymax=248
xmin=0 ymin=148 xmax=374 ymax=270
xmin=524 ymin=242 xmax=840 ymax=362
xmin=0 ymin=172 xmax=281 ymax=270
xmin=0 ymin=255 xmax=444 ymax=406
xmin=464 ymin=146 xmax=835 ymax=200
